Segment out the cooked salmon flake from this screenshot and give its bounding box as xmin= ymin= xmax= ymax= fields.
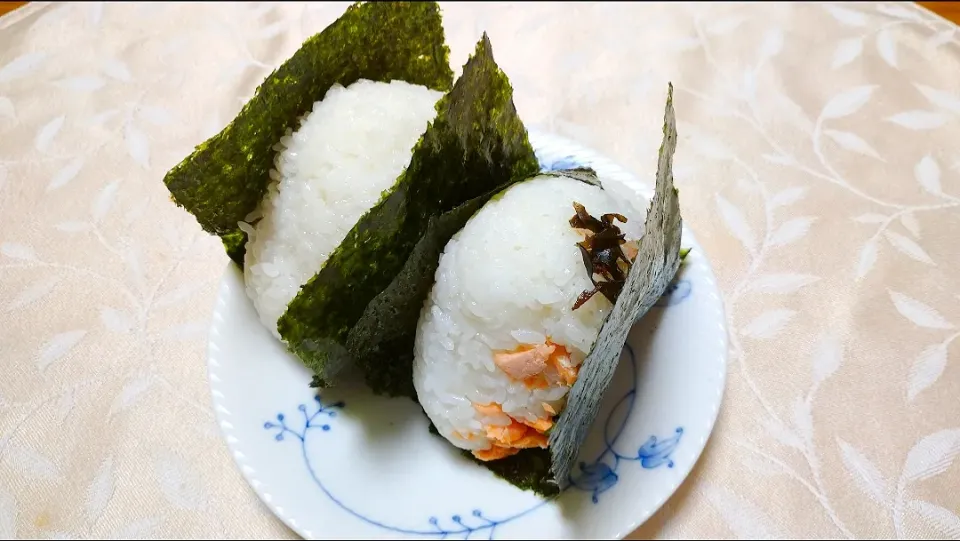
xmin=473 ymin=446 xmax=520 ymax=461
xmin=492 ymin=343 xmax=554 ymax=380
xmin=492 ymin=339 xmax=580 ymax=390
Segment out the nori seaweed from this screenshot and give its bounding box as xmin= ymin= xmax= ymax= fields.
xmin=278 ymin=33 xmax=540 ymax=387
xmin=162 ymin=1 xmax=454 ymax=265
xmin=466 ymin=448 xmax=558 ymax=497
xmin=547 ymin=83 xmax=683 ymax=487
xmin=346 ymin=195 xmax=489 ymax=398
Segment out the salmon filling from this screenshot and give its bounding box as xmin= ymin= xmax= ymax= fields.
xmin=472 ymin=340 xmax=582 ymax=461
xmin=492 ymin=339 xmax=579 ymax=389
xmin=471 ymin=402 xmax=551 ymax=461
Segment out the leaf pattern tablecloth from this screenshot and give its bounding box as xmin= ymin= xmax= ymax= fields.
xmin=1 ymin=1 xmax=959 ymax=539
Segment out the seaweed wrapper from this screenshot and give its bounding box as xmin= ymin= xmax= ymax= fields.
xmin=162 ymin=1 xmax=454 ymax=265
xmin=279 ymin=34 xmax=541 ymax=387
xmin=346 ymin=194 xmax=489 ymax=398
xmin=547 ymin=83 xmax=683 ymax=488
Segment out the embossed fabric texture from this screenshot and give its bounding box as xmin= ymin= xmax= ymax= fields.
xmin=1 ymin=2 xmax=959 ymax=539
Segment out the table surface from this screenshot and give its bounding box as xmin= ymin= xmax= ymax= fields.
xmin=2 ymin=2 xmax=960 ymax=540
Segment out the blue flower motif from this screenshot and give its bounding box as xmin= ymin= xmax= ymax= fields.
xmin=427 ymin=510 xmax=502 ymax=539
xmin=566 ymin=343 xmax=684 ymax=503
xmin=569 ymin=460 xmax=619 ymax=504
xmin=263 ymin=394 xmax=342 ymax=442
xmin=637 ymin=428 xmax=684 ymax=469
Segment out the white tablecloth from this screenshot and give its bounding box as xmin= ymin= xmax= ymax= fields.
xmin=1 ymin=2 xmax=959 ymax=538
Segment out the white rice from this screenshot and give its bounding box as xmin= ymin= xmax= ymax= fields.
xmin=241 ymin=79 xmax=443 ymax=338
xmin=413 ymin=175 xmax=645 ymax=452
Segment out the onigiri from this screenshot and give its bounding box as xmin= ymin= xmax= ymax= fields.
xmin=241 ymin=79 xmax=443 ymax=338
xmin=413 ymin=174 xmax=645 ymax=461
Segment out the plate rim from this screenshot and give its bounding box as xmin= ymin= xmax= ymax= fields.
xmin=206 ymin=130 xmax=729 ymax=540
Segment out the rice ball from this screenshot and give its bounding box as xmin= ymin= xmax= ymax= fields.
xmin=413 ymin=175 xmax=644 ymax=460
xmin=242 ymin=79 xmax=442 ymax=338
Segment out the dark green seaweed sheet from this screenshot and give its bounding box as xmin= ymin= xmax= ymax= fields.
xmin=162 ymin=1 xmax=454 ymax=265
xmin=346 ymin=194 xmax=489 ymax=398
xmin=547 ymin=83 xmax=683 ymax=487
xmin=278 ymin=34 xmax=541 ymax=387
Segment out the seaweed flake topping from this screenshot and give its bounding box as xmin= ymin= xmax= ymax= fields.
xmin=570 ymin=202 xmax=638 ymax=310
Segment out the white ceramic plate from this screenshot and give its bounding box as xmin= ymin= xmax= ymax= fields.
xmin=207 ymin=130 xmax=728 ymax=540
